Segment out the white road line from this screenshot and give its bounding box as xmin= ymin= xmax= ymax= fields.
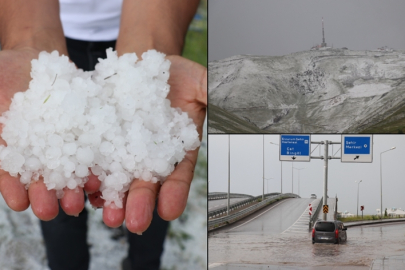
xmin=208 ymin=262 xmax=226 ymax=268
xmin=281 ymin=208 xmax=309 ymax=234
xmin=282 ymin=199 xmax=319 ymax=235
xmin=227 ymin=199 xmax=289 ymax=231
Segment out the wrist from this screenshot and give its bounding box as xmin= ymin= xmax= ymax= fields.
xmin=115 ymin=0 xmax=199 ymax=57
xmin=116 ymin=29 xmax=183 ymax=57
xmin=0 ymin=0 xmax=67 ymax=55
xmin=2 ymin=28 xmax=68 ymax=55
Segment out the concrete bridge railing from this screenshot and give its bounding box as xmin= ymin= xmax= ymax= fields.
xmin=208 ymin=192 xmax=254 ymax=201
xmin=208 ymin=193 xmax=281 ymax=219
xmin=208 ymin=193 xmax=300 ymax=231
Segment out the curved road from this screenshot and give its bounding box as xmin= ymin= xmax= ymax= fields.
xmin=224 ymin=198 xmax=314 ymax=236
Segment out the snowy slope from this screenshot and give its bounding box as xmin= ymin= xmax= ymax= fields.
xmin=209 ymin=49 xmax=405 ymax=133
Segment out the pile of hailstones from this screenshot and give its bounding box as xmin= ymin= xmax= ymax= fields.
xmin=0 ymin=49 xmax=200 ymax=208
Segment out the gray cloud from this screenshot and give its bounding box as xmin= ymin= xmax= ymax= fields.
xmin=209 ymin=0 xmax=405 ymax=61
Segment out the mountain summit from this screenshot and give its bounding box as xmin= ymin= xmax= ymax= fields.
xmin=209 ymin=48 xmax=405 ymax=133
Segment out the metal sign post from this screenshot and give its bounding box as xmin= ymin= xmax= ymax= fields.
xmin=323 ymin=140 xmax=328 ymax=221
xmin=310 ymin=140 xmax=341 ymax=221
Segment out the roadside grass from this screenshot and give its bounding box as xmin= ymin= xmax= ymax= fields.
xmin=338 ymin=215 xmax=405 ymax=222
xmin=360 ymin=104 xmax=405 ymax=133
xmin=208 ymin=104 xmax=268 ymax=133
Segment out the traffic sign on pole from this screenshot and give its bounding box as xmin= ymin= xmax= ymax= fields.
xmin=309 ymin=204 xmax=312 ymax=215
xmin=323 ymin=205 xmax=329 ymax=213
xmin=341 ymin=135 xmax=373 ymax=163
xmin=280 ymin=134 xmax=311 ymax=162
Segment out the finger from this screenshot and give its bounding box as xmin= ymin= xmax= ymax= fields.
xmin=125 ymin=179 xmax=160 ymax=234
xmin=0 ymin=171 xmax=30 ymax=211
xmin=60 ymin=187 xmax=85 ymax=216
xmin=103 ymin=199 xmax=126 ymax=228
xmin=157 ymin=149 xmax=198 ymax=221
xmin=88 ymin=191 xmax=104 ymax=208
xmin=84 ymin=173 xmax=101 ymax=194
xmin=28 ymin=179 xmax=59 ymax=221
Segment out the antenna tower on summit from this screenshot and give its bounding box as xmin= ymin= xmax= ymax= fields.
xmin=321 ymin=17 xmax=327 ymax=47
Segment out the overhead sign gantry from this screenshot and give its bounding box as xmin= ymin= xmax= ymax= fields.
xmin=278 ymin=134 xmax=373 ymax=221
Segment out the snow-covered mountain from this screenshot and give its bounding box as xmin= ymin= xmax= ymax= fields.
xmin=209 ymin=49 xmax=405 ymax=133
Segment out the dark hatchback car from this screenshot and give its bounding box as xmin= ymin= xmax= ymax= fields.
xmin=312 ymin=220 xmax=347 ymax=244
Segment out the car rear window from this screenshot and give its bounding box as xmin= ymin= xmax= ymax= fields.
xmin=315 ymin=222 xmax=335 ymax=232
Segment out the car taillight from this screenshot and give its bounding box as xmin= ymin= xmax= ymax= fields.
xmin=335 ymin=229 xmax=339 ymax=239
xmin=312 ymin=228 xmax=315 ymax=238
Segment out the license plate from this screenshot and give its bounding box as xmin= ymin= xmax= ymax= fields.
xmin=319 ymin=237 xmax=330 ymax=240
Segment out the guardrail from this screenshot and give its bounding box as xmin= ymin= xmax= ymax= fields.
xmin=208 ymin=192 xmax=254 ymax=201
xmin=208 ymin=193 xmax=299 ymax=231
xmin=309 ymin=197 xmax=323 ymax=229
xmin=208 ymin=192 xmax=281 ymax=218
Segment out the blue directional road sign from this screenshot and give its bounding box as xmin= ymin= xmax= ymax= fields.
xmin=280 ymin=134 xmax=311 ymax=162
xmin=341 ymin=135 xmax=373 ymax=163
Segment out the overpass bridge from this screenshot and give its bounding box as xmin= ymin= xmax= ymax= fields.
xmin=209 ymin=195 xmax=405 ymax=270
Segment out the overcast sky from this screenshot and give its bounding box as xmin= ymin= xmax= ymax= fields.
xmin=209 ymin=0 xmax=405 ymax=61
xmin=208 ymin=134 xmax=405 ymax=215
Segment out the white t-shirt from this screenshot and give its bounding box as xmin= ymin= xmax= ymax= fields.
xmin=60 ymin=0 xmax=123 ymax=41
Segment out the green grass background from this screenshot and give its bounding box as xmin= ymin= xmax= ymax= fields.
xmin=183 ymin=0 xmax=207 ymax=67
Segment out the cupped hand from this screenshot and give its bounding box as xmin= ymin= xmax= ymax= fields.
xmin=91 ymin=55 xmax=207 ymax=233
xmin=0 ymin=47 xmax=91 ymax=220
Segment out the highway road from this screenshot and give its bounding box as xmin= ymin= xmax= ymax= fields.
xmin=209 ymin=197 xmax=405 ymax=269
xmin=223 ymin=198 xmax=315 ymax=236
xmin=209 ymin=198 xmax=249 ymax=211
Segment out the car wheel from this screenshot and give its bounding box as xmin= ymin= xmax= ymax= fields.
xmin=312 ymin=241 xmax=315 ymax=244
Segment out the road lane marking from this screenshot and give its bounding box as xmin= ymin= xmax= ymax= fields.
xmin=282 ymin=199 xmax=318 ymax=234
xmin=208 ymin=262 xmax=226 ymax=268
xmin=227 ymin=199 xmax=289 ymax=231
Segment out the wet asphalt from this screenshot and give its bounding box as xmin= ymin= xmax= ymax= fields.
xmin=209 ymin=198 xmax=405 ymax=269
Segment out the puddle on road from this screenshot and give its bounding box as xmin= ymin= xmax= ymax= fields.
xmin=209 ymin=223 xmax=405 ymax=267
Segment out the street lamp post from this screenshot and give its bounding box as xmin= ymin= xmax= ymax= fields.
xmin=380 ymin=147 xmax=395 ymax=219
xmin=263 ymin=177 xmax=274 ymax=194
xmin=269 ymin=142 xmax=283 ymax=194
xmin=227 ymin=135 xmax=231 ymax=215
xmin=292 ymin=162 xmax=293 ymax=193
xmin=293 ymin=167 xmax=305 ymax=197
xmin=263 ymin=135 xmax=265 ymax=201
xmin=355 ymin=180 xmax=362 ymax=217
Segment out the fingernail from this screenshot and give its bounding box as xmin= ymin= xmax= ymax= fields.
xmin=136 ymin=232 xmax=143 ymax=236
